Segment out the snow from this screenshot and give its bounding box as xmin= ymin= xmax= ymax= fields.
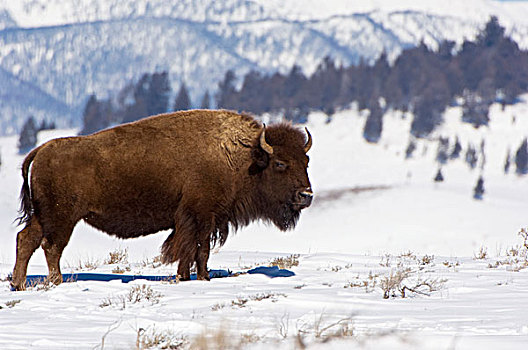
xmin=1 ymin=98 xmax=528 ymax=348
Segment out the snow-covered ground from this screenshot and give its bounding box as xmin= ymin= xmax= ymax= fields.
xmin=1 ymin=101 xmax=528 ymax=348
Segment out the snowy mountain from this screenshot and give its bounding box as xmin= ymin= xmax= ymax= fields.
xmin=0 ymin=66 xmax=72 ymax=134
xmin=0 ymin=0 xmax=528 ymax=134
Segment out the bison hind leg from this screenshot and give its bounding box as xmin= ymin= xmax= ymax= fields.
xmin=38 ymin=218 xmax=76 ymax=286
xmin=12 ymin=217 xmax=44 ymax=291
xmin=41 ymin=236 xmax=70 ymax=286
xmin=161 ymin=229 xmax=197 ymax=281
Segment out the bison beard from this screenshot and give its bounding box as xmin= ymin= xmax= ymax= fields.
xmin=274 ymin=203 xmax=301 ymax=231
xmin=11 ymin=110 xmax=312 ymax=290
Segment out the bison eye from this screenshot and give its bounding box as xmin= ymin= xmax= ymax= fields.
xmin=274 ymin=160 xmax=287 ymax=171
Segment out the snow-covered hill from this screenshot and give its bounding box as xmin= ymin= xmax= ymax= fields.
xmin=1 ymin=0 xmax=528 ymax=134
xmin=1 ymin=99 xmax=527 ymax=348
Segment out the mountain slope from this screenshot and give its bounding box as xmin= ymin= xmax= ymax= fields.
xmin=0 ymin=0 xmax=527 ymax=134
xmin=0 ymin=66 xmax=72 ymax=134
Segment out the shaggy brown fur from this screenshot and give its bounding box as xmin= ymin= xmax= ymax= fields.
xmin=12 ymin=110 xmax=312 ymax=290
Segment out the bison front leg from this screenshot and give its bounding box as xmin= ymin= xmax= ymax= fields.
xmin=12 ymin=217 xmax=44 ymax=291
xmin=161 ymin=227 xmax=197 ymax=281
xmin=196 ymin=234 xmax=211 ymax=281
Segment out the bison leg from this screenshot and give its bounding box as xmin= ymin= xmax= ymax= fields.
xmin=162 ymin=228 xmax=197 ymax=281
xmin=177 ymin=257 xmax=192 ymax=281
xmin=41 ymin=225 xmax=73 ymax=286
xmin=12 ymin=217 xmax=44 ymax=291
xmin=196 ymin=234 xmax=211 ymax=281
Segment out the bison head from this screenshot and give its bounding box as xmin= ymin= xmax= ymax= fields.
xmin=250 ymin=123 xmax=313 ymax=231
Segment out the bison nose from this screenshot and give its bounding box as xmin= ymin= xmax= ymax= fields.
xmin=296 ymin=188 xmax=313 ymax=208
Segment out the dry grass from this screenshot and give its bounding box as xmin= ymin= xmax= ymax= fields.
xmin=111 ymin=266 xmax=131 ymax=274
xmin=442 ymin=260 xmax=460 ymax=270
xmin=100 ymin=284 xmax=162 ymax=309
xmin=191 ymin=326 xmax=261 ymax=350
xmin=105 ymin=248 xmax=129 ymax=265
xmin=352 ymin=252 xmax=448 ymax=299
xmin=269 ymin=254 xmax=300 ymax=269
xmin=211 ymin=292 xmax=286 ymax=311
xmin=296 ymin=314 xmax=355 ymax=345
xmin=136 ymin=327 xmax=188 ymax=350
xmin=344 ymin=271 xmax=379 ymax=293
xmin=141 ymin=255 xmax=163 ymax=269
xmin=379 ymin=268 xmax=446 ymax=299
xmin=4 ymin=299 xmax=21 ymax=308
xmin=474 ymin=246 xmax=488 ymax=260
xmin=25 ymin=276 xmax=55 ymax=291
xmin=66 ymin=256 xmax=101 ymax=271
xmin=487 ymin=228 xmax=528 ymax=271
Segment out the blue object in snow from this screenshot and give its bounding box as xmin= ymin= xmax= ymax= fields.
xmin=247 ymin=265 xmax=295 ymax=277
xmin=25 ymin=269 xmax=230 ymax=285
xmin=22 ymin=266 xmax=294 ymax=287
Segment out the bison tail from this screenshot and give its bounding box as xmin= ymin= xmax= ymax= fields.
xmin=16 ymin=145 xmax=42 ymax=226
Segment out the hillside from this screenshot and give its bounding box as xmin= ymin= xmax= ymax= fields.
xmin=1 ymin=0 xmax=528 ymax=134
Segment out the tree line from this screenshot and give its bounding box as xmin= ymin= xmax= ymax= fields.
xmin=79 ymin=72 xmax=211 ymax=135
xmin=216 ymin=17 xmax=528 ymax=140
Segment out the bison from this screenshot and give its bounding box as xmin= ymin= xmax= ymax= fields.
xmin=11 ymin=110 xmax=313 ymax=290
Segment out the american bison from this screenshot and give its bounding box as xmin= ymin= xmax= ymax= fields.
xmin=11 ymin=110 xmax=312 ymax=290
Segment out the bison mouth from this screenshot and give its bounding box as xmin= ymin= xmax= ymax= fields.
xmin=270 ymin=189 xmax=312 ymax=231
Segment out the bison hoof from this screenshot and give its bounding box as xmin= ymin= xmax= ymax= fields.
xmin=49 ymin=274 xmax=63 ymax=286
xmin=197 ymin=273 xmax=210 ymax=281
xmin=10 ymin=282 xmax=26 ymax=291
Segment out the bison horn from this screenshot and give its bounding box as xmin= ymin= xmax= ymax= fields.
xmin=304 ymin=127 xmax=312 ymax=153
xmin=260 ymin=126 xmax=274 ymax=155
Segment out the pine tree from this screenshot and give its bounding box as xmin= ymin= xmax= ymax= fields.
xmin=174 ymin=83 xmax=191 ymax=111
xmin=148 ymin=71 xmax=171 ymax=116
xmin=216 ymin=70 xmax=237 ymax=109
xmin=39 ymin=119 xmax=56 ymax=131
xmin=123 ymin=73 xmax=150 ymax=123
xmin=504 ymin=149 xmax=511 ymax=174
xmin=405 ymin=139 xmax=417 ymax=159
xmin=473 ymin=176 xmax=485 ymax=200
xmin=515 ymin=138 xmax=528 ymax=175
xmin=436 ymin=137 xmax=449 ymax=164
xmin=477 ymin=16 xmax=505 ymax=48
xmin=18 ymin=116 xmax=38 ymax=154
xmin=465 ymin=145 xmax=478 ymax=169
xmin=79 ymin=94 xmax=106 ymax=135
xmin=434 ymin=168 xmax=444 ymax=182
xmin=200 ymin=90 xmax=211 ymax=109
xmin=363 ymin=99 xmax=383 ymax=143
xmin=450 ymin=137 xmax=462 ymax=159
xmin=461 ymin=90 xmax=490 ymax=128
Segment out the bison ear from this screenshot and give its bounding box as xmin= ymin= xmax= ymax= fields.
xmin=249 ymin=147 xmax=269 ymax=175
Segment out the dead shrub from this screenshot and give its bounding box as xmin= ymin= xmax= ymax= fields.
xmin=105 ymin=248 xmax=129 ymax=265
xmin=100 ymin=284 xmax=162 ymax=309
xmin=141 ymin=255 xmax=163 ymax=269
xmin=269 ymin=254 xmax=300 ymax=269
xmin=487 ymin=228 xmax=528 ymax=271
xmin=211 ymin=292 xmax=286 ymax=311
xmin=474 ymin=246 xmax=488 ymax=260
xmin=374 ymin=253 xmax=447 ymax=298
xmin=136 ymin=326 xmax=188 ymax=350
xmin=4 ymin=299 xmax=21 ymax=308
xmin=297 ymin=314 xmax=355 ymax=344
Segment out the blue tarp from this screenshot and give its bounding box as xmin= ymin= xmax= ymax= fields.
xmin=247 ymin=265 xmax=296 ymax=277
xmin=25 ymin=266 xmax=295 ymax=285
